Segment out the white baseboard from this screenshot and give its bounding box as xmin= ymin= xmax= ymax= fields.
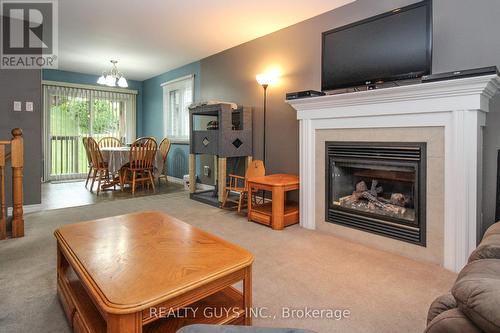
xmin=166 ymin=176 xmax=184 ymax=185
xmin=7 ymin=203 xmax=43 ymax=215
xmin=167 ymin=176 xmax=214 ymax=191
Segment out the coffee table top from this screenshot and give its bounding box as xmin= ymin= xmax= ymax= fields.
xmin=248 ymin=174 xmax=299 ymax=187
xmin=54 ymin=211 xmax=253 ymax=314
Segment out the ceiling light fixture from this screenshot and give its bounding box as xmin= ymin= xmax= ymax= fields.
xmin=97 ymin=60 xmax=128 ymax=88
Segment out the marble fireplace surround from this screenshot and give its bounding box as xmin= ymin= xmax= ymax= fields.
xmin=287 ymin=75 xmax=500 ymax=272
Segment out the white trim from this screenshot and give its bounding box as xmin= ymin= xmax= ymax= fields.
xmin=42 ymin=80 xmax=138 ymax=95
xmin=169 ymin=140 xmax=190 ymax=145
xmin=288 ymin=75 xmax=500 ymax=273
xmin=166 ymin=176 xmax=213 ymax=191
xmin=8 ymin=204 xmax=43 ymax=215
xmin=166 ymin=176 xmax=184 ymax=185
xmin=160 ymin=74 xmax=195 ymax=87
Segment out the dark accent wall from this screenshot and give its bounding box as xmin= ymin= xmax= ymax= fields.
xmin=0 ymin=69 xmax=42 ymax=205
xmin=198 ymin=0 xmax=500 ymax=234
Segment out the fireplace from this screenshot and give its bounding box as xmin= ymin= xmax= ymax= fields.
xmin=326 ymin=142 xmax=426 ymax=245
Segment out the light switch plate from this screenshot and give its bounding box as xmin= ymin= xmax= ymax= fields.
xmin=13 ymin=101 xmax=22 ymax=112
xmin=25 ymin=101 xmax=33 ymax=112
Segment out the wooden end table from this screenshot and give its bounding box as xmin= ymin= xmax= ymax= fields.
xmin=247 ymin=174 xmax=300 ymax=230
xmin=54 ymin=211 xmax=254 ymax=333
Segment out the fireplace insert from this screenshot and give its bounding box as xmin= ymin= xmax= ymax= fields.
xmin=326 ymin=142 xmax=426 ymax=245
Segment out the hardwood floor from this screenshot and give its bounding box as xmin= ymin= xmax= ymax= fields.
xmin=42 ymin=180 xmax=185 ymax=210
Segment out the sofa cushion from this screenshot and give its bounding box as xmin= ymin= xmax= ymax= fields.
xmin=425 ymin=308 xmax=483 ymax=333
xmin=452 ymin=259 xmax=500 ymax=333
xmin=469 ymin=222 xmax=500 ymax=262
xmin=427 ymin=293 xmax=457 ymax=324
xmin=177 ymin=326 xmax=317 ymax=333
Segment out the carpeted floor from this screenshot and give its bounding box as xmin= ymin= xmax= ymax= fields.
xmin=0 ymin=192 xmax=456 ymax=333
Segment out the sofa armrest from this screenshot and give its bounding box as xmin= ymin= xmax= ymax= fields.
xmin=425 ymin=308 xmax=483 ymax=333
xmin=469 ymin=222 xmax=500 ymax=262
xmin=427 ymin=293 xmax=457 ymax=324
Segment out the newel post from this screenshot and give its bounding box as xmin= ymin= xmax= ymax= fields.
xmin=0 ymin=143 xmax=6 ymax=240
xmin=11 ymin=128 xmax=24 ymax=238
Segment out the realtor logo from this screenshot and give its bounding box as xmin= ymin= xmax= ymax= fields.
xmin=1 ymin=0 xmax=58 ymax=69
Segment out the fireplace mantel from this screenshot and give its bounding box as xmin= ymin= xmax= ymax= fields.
xmin=287 ymin=75 xmax=500 ymax=272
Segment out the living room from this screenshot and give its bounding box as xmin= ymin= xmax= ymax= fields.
xmin=1 ymin=0 xmax=500 ymax=333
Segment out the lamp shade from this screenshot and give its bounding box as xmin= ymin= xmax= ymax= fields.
xmin=105 ymin=75 xmax=116 ymax=87
xmin=117 ymin=76 xmax=128 ymax=88
xmin=97 ymin=75 xmax=106 ymax=85
xmin=256 ymin=69 xmax=280 ymax=86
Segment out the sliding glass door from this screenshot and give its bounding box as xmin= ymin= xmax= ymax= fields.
xmin=43 ymin=84 xmax=136 ymax=181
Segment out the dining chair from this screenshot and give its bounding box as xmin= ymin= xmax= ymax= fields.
xmin=222 ymin=160 xmax=265 ymax=213
xmin=120 ymin=137 xmax=157 ymax=194
xmin=87 ymin=137 xmax=111 ymax=195
xmin=98 ymin=136 xmax=122 ymax=148
xmin=82 ymin=136 xmax=93 ymax=188
xmin=158 ymin=138 xmax=171 ymax=186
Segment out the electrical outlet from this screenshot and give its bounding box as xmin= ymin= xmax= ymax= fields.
xmin=203 ymin=165 xmax=210 ymax=177
xmin=25 ymin=101 xmax=33 ymax=112
xmin=13 ymin=101 xmax=22 ymax=112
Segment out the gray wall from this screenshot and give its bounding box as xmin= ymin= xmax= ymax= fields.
xmin=433 ymin=0 xmax=500 ymax=235
xmin=199 ymin=0 xmax=500 ymax=233
xmin=0 ymin=70 xmax=42 ymax=206
xmin=200 ymin=0 xmax=420 ymax=175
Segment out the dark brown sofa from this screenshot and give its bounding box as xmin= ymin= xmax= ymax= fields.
xmin=424 ymin=222 xmax=500 ymax=333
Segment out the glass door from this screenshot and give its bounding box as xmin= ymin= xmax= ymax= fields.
xmin=43 ymin=85 xmax=135 ymax=181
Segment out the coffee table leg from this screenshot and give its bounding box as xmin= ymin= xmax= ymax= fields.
xmin=243 ymin=265 xmax=252 ymax=325
xmin=107 ymin=313 xmax=142 ymax=333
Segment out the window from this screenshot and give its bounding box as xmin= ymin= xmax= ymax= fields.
xmin=42 ymin=83 xmax=137 ymax=180
xmin=162 ymin=75 xmax=194 ymax=142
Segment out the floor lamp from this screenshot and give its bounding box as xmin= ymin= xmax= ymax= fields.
xmin=256 ymin=70 xmax=279 ymax=166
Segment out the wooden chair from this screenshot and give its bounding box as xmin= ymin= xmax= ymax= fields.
xmin=87 ymin=137 xmax=111 ymax=195
xmin=98 ymin=136 xmax=122 ymax=148
xmin=222 ymin=160 xmax=265 ymax=213
xmin=158 ymin=138 xmax=171 ymax=185
xmin=82 ymin=137 xmax=94 ymax=189
xmin=120 ymin=137 xmax=157 ymax=194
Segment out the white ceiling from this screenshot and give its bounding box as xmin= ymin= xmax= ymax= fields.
xmin=57 ymin=0 xmax=354 ymax=81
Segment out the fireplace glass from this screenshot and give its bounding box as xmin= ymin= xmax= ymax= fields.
xmin=330 ymin=161 xmax=416 ymax=224
xmin=326 ymin=142 xmax=426 ymax=245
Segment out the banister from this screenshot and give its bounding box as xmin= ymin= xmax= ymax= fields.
xmin=0 ymin=128 xmax=24 ymax=239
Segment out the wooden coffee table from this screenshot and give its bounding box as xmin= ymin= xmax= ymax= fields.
xmin=54 ymin=211 xmax=254 ymax=333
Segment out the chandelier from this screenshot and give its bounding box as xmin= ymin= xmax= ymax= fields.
xmin=97 ymin=60 xmax=128 ymax=88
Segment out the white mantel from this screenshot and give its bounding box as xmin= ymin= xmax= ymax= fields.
xmin=287 ymin=75 xmax=500 ymax=272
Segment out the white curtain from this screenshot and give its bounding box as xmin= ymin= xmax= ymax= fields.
xmin=42 ymin=83 xmax=137 ymax=181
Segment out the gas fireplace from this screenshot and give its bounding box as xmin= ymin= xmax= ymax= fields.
xmin=326 ymin=142 xmax=426 ymax=245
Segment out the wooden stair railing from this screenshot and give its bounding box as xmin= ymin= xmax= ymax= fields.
xmin=0 ymin=128 xmax=24 ymax=239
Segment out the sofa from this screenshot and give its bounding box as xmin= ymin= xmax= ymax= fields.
xmin=424 ymin=222 xmax=500 ymax=333
xmin=177 ymin=325 xmax=316 ymax=333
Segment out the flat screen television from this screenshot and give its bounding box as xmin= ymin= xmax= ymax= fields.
xmin=321 ymin=0 xmax=432 ymax=92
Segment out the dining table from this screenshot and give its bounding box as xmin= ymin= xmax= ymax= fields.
xmin=100 ymin=146 xmax=163 ymax=177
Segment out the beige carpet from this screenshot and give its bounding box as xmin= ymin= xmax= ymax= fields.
xmin=0 ymin=192 xmax=456 ymax=333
